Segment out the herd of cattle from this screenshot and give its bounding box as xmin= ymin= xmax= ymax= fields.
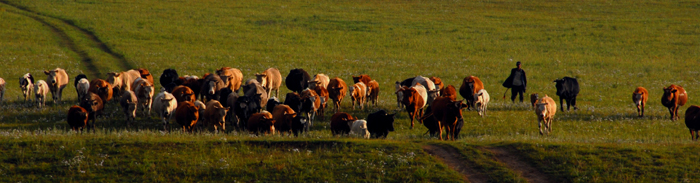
xmin=1 ymin=67 xmax=700 ymax=140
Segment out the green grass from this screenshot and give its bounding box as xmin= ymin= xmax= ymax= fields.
xmin=1 ymin=0 xmax=700 ymax=182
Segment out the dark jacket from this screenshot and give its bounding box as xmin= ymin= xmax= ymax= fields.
xmin=503 ymin=68 xmax=526 ymax=89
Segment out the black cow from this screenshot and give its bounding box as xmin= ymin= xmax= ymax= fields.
xmin=219 ymin=88 xmax=233 ymax=107
xmin=366 ymin=110 xmax=397 ymax=138
xmin=80 ymin=92 xmax=104 ymax=133
xmin=292 ymin=116 xmax=309 ymax=136
xmin=554 ymin=77 xmax=580 ymax=111
xmin=234 ymin=95 xmax=261 ymax=131
xmin=285 ymin=68 xmax=311 ymax=93
xmin=399 ymin=77 xmax=415 ymax=87
xmin=266 ymin=97 xmax=281 ymax=113
xmin=160 ymin=69 xmax=179 ymax=92
xmin=284 ymin=92 xmax=303 ymax=113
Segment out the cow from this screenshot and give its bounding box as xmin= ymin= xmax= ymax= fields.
xmin=244 ymin=79 xmax=269 ymax=109
xmin=327 ymin=77 xmax=347 ymax=113
xmin=34 ymin=80 xmax=49 ymax=108
xmin=19 ymin=73 xmax=35 ymax=102
xmin=80 ymin=92 xmax=104 ymax=133
xmin=119 ymin=90 xmax=138 ymax=126
xmin=153 ymin=90 xmax=177 ymax=131
xmin=248 ymin=111 xmax=276 ymax=135
xmin=292 ymin=116 xmax=309 ymax=136
xmin=137 ymin=68 xmax=154 ymax=85
xmin=194 ymin=100 xmax=207 ymax=126
xmin=160 ymin=69 xmax=179 ymax=92
xmin=88 ymin=79 xmax=113 ymax=103
xmin=330 ymin=112 xmax=355 ymax=136
xmin=44 ymin=68 xmax=69 ymax=104
xmin=429 ymin=76 xmax=444 ymax=91
xmin=234 ymin=95 xmax=261 ymax=131
xmin=300 ymin=88 xmax=321 ymax=128
xmin=685 ymin=105 xmax=700 ymax=140
xmin=394 ymin=77 xmax=416 ymax=109
xmin=200 ymin=74 xmax=226 ymax=102
xmin=474 ymin=89 xmax=490 ymax=117
xmin=351 ymin=74 xmax=372 ymax=85
xmin=107 ymin=69 xmax=140 ymax=95
xmin=255 ymin=68 xmax=282 ymax=98
xmin=272 ymin=104 xmax=298 ymax=136
xmin=397 ymin=83 xmax=427 ymax=129
xmin=554 ymin=77 xmax=580 ymax=111
xmin=0 ymin=78 xmax=4 ymax=104
xmin=366 ymin=110 xmax=397 ymax=138
xmin=76 ymin=78 xmax=90 ymax=101
xmin=422 ymin=106 xmax=466 ymax=139
xmin=216 ymin=67 xmax=243 ymax=93
xmin=73 ymin=74 xmax=88 ymax=98
xmin=633 ymin=87 xmax=648 ymax=117
xmin=312 ymin=73 xmax=330 ymax=89
xmin=285 ymin=68 xmax=311 ymax=93
xmin=284 ymin=92 xmax=303 ymax=113
xmin=204 ymin=100 xmax=230 ymax=133
xmin=440 ymin=85 xmax=457 ymax=101
xmin=182 ymin=76 xmax=203 ymax=101
xmin=366 ymin=80 xmax=380 ymax=107
xmin=430 ymin=97 xmax=468 ymax=140
xmin=535 ymin=95 xmax=557 ymax=135
xmin=413 ymin=76 xmax=439 ymax=105
xmin=662 ymin=84 xmax=688 ymax=121
xmin=350 ymin=120 xmax=370 ymax=139
xmin=266 ymin=97 xmax=281 ymax=113
xmin=172 ymin=85 xmax=196 ymax=103
xmin=348 ymin=82 xmax=367 ymax=110
xmin=530 ymin=93 xmax=539 ymax=109
xmin=175 ymin=101 xmax=200 ymax=133
xmin=131 ymin=78 xmax=154 ymax=116
xmin=223 ymin=88 xmax=239 ymax=125
xmin=67 ymin=105 xmax=89 ymax=132
xmin=459 ymin=76 xmax=484 ymax=110
xmin=308 ymin=81 xmax=329 ymax=120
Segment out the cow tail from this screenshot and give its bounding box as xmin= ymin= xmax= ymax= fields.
xmin=502 ymin=88 xmax=510 ymax=100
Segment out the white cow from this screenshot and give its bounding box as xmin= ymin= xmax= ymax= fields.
xmin=132 ymin=78 xmax=154 ymax=116
xmin=412 ymin=76 xmax=438 ymax=105
xmin=312 ymin=73 xmax=330 ymax=89
xmin=44 ymin=68 xmax=69 ymax=104
xmin=350 ymin=120 xmax=370 ymax=139
xmin=153 ymin=90 xmax=178 ymax=131
xmin=536 ymin=95 xmax=557 ymax=135
xmin=474 ymin=89 xmax=490 ymax=117
xmin=19 ymin=73 xmax=35 ymax=102
xmin=76 ymin=78 xmax=90 ymax=100
xmin=34 ymin=80 xmax=49 ymax=108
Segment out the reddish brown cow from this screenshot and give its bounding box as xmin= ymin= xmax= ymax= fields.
xmin=685 ymin=105 xmax=700 ymax=140
xmin=67 ymin=105 xmax=89 ymax=132
xmin=216 ymin=67 xmax=243 ymax=93
xmin=429 ymin=77 xmax=444 ymax=91
xmin=175 ymin=101 xmax=200 ymax=133
xmin=182 ymin=77 xmax=203 ymax=100
xmin=248 ymin=111 xmax=276 ymax=135
xmin=459 ymin=76 xmax=484 ymax=110
xmin=137 ymin=68 xmax=154 ymax=85
xmin=530 ymin=93 xmax=539 ymax=109
xmin=367 ymin=80 xmax=380 ymax=107
xmin=397 ymin=84 xmax=427 ymax=129
xmin=431 ymin=97 xmax=468 ymax=140
xmin=440 ymin=85 xmax=457 ymax=101
xmin=312 ymin=84 xmax=329 ymax=120
xmin=351 ymin=74 xmax=372 ymax=85
xmin=272 ymin=104 xmax=297 ymax=136
xmin=328 ymin=77 xmax=347 ymax=113
xmin=633 ymin=87 xmax=648 ymax=117
xmin=662 ymin=84 xmax=688 ymax=121
xmin=330 ymin=112 xmax=356 ymax=136
xmin=88 ymin=79 xmax=113 ymax=102
xmin=172 ymin=85 xmax=196 ymax=103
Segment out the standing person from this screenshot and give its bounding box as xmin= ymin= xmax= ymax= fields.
xmin=502 ymin=61 xmax=527 ymax=102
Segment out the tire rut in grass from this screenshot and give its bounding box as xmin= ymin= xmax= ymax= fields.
xmin=422 ymin=144 xmax=488 ymax=183
xmin=483 ymin=146 xmax=554 ymax=183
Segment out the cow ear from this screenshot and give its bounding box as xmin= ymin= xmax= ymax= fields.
xmin=44 ymin=70 xmax=50 ymax=75
xmin=671 ymin=89 xmax=678 ymax=93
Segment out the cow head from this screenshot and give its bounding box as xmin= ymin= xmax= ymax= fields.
xmin=633 ymin=93 xmax=643 ymax=107
xmin=536 ymin=102 xmax=549 ymax=118
xmin=448 ymin=100 xmax=468 ymax=118
xmin=352 ymin=76 xmax=361 ymax=83
xmin=554 ymin=78 xmax=566 ymax=96
xmin=255 ymin=73 xmax=268 ymax=87
xmin=261 ymin=115 xmax=276 ymax=135
xmin=44 ymin=70 xmax=60 ymax=86
xmin=161 ymin=97 xmax=175 ymax=117
xmin=400 ymin=87 xmax=417 ymax=106
xmin=81 ymin=93 xmax=103 ymax=113
xmin=662 ymin=86 xmax=678 ymax=102
xmin=126 ymin=101 xmax=137 ymax=119
xmin=292 ymin=116 xmax=308 ymax=135
xmin=308 ymin=80 xmax=320 ymax=89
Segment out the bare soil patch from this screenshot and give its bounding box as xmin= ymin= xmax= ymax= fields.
xmin=422 ymin=144 xmax=488 ymax=183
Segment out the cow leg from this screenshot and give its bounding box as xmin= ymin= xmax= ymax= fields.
xmin=674 ymin=106 xmax=680 ymax=121
xmin=58 ymin=87 xmax=64 ymax=104
xmin=437 ymin=122 xmax=443 ymax=140
xmin=668 ymin=107 xmax=675 ymax=120
xmin=560 ymin=97 xmax=565 ymax=111
xmin=641 ymin=104 xmax=645 ymax=117
xmin=571 ymin=96 xmax=578 ymax=110
xmin=695 ymin=130 xmax=699 ymax=141
xmin=538 ymin=119 xmax=544 ymax=135
xmin=409 ymin=110 xmax=415 ymax=129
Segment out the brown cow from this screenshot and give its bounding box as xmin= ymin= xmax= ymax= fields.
xmin=685 ymin=105 xmax=700 ymax=140
xmin=172 ymin=85 xmax=196 ymax=103
xmin=633 ymin=87 xmax=648 ymax=117
xmin=328 ymin=77 xmax=347 ymax=113
xmin=137 ymin=68 xmax=154 ymax=85
xmin=535 ymin=95 xmax=557 ymax=135
xmin=308 ymin=82 xmax=329 ymax=120
xmin=430 ymin=97 xmax=468 ymax=140
xmin=662 ymin=84 xmax=688 ymax=121
xmin=272 ymin=104 xmax=297 ymax=136
xmin=330 ymin=112 xmax=355 ymax=136
xmin=255 ymin=68 xmax=282 ymax=98
xmin=530 ymin=93 xmax=539 ymax=109
xmin=175 ymin=101 xmax=200 ymax=133
xmin=182 ymin=76 xmax=203 ymax=101
xmin=216 ymin=67 xmax=243 ymax=93
xmin=248 ymin=111 xmax=276 ymax=135
xmin=131 ymin=78 xmax=154 ymax=116
xmin=88 ymin=79 xmax=113 ymax=103
xmin=119 ymin=90 xmax=138 ymax=126
xmin=44 ymin=68 xmax=69 ymax=104
xmin=300 ymin=88 xmax=321 ymax=124
xmin=429 ymin=77 xmax=444 ymax=91
xmin=312 ymin=73 xmax=330 ymax=89
xmin=440 ymin=85 xmax=457 ymax=101
xmin=203 ymin=100 xmax=230 ymax=133
xmin=367 ymin=80 xmax=380 ymax=107
xmin=80 ymin=92 xmax=104 ymax=133
xmin=397 ymin=84 xmax=427 ymax=129
xmin=107 ymin=69 xmax=140 ymax=95
xmin=351 ymin=74 xmax=372 ymax=85
xmin=459 ymin=76 xmax=484 ymax=110
xmin=67 ymin=105 xmax=89 ymax=132
xmin=349 ymin=82 xmax=367 ymax=110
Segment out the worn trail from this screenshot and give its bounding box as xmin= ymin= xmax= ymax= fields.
xmin=422 ymin=145 xmax=488 ymax=183
xmin=484 ymin=146 xmax=554 ymax=183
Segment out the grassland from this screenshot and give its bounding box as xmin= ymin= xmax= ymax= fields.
xmin=0 ymin=0 xmax=699 ymax=182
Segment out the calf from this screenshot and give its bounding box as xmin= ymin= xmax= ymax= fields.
xmin=535 ymin=95 xmax=557 ymax=135
xmin=685 ymin=105 xmax=700 ymax=140
xmin=327 ymin=77 xmax=347 ymax=113
xmin=431 ymin=97 xmax=468 ymax=140
xmin=132 ymin=78 xmax=154 ymax=116
xmin=530 ymin=93 xmax=539 ymax=109
xmin=0 ymin=78 xmax=4 ymax=104
xmin=429 ymin=76 xmax=444 ymax=91
xmin=366 ymin=80 xmax=380 ymax=107
xmin=366 ymin=110 xmax=397 ymax=138
xmin=44 ymin=68 xmax=69 ymax=104
xmin=330 ymin=112 xmax=355 ymax=136
xmin=440 ymin=85 xmax=457 ymax=101
xmin=107 ymin=69 xmax=140 ymax=95
xmin=80 ymin=92 xmax=104 ymax=133
xmin=255 ymin=68 xmax=282 ymax=98
xmin=474 ymin=89 xmax=490 ymax=117
xmin=272 ymin=104 xmax=298 ymax=136
xmin=76 ymin=78 xmax=90 ymax=101
xmin=89 ymin=79 xmax=113 ymax=103
xmin=308 ymin=81 xmax=329 ymax=120
xmin=160 ymin=69 xmax=179 ymax=92
xmin=351 ymin=74 xmax=372 ymax=85
xmin=459 ymin=76 xmax=484 ymax=110
xmin=119 ymin=90 xmax=138 ymax=126
xmin=216 ymin=67 xmax=243 ymax=93
xmin=67 ymin=105 xmax=89 ymax=132
xmin=632 ymin=87 xmax=648 ymax=117
xmin=285 ymin=68 xmax=311 ymax=93
xmin=248 ymin=111 xmax=276 ymax=135
xmin=397 ymin=84 xmax=427 ymax=129
xmin=662 ymin=84 xmax=688 ymax=121
xmin=137 ymin=68 xmax=154 ymax=85
xmin=175 ymin=101 xmax=200 ymax=133
xmin=292 ymin=116 xmax=309 ymax=136
xmin=300 ymin=89 xmax=321 ymax=127
xmin=312 ymin=73 xmax=330 ymax=89
xmin=35 ymin=80 xmax=49 ymax=108
xmin=350 ymin=120 xmax=370 ymax=139
xmin=73 ymin=74 xmax=88 ymax=98
xmin=172 ymin=85 xmax=196 ymax=103
xmin=204 ymin=100 xmax=230 ymax=133
xmin=19 ymin=73 xmax=35 ymax=102
xmin=153 ymin=90 xmax=177 ymax=131
xmin=200 ymin=74 xmax=226 ymax=102
xmin=348 ymin=82 xmax=367 ymax=110
xmin=413 ymin=76 xmax=439 ymax=104
xmin=234 ymin=95 xmax=261 ymax=131
xmin=554 ymin=77 xmax=580 ymax=111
